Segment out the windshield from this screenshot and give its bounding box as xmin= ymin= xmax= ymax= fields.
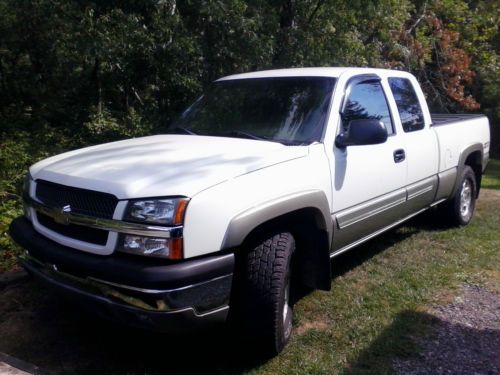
xmin=170 ymin=77 xmax=336 ymax=145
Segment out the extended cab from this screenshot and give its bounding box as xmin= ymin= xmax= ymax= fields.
xmin=9 ymin=68 xmax=490 ymax=355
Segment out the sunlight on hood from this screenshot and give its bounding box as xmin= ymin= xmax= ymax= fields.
xmin=30 ymin=134 xmax=309 ymax=199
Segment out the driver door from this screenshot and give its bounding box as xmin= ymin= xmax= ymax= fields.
xmin=328 ymin=75 xmax=407 ymax=253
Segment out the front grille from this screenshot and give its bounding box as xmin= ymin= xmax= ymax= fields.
xmin=37 ymin=212 xmax=109 ymax=245
xmin=36 ymin=180 xmax=118 ymax=219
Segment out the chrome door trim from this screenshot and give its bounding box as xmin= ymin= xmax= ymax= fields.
xmin=334 ymin=189 xmax=407 ymax=230
xmin=407 ymin=176 xmax=437 ymax=201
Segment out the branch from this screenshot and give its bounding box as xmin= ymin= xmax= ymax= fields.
xmin=307 ymin=0 xmax=325 ymax=25
xmin=422 ymin=68 xmax=448 ymax=113
xmin=406 ymin=1 xmax=427 ymax=35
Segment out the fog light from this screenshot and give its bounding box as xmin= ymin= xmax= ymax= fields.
xmin=117 ymin=235 xmax=183 ymax=259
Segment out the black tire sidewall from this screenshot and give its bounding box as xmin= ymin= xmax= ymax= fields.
xmin=453 ymin=166 xmax=477 ymax=226
xmin=238 ymin=231 xmax=296 ymax=356
xmin=278 ymin=244 xmax=294 ymax=346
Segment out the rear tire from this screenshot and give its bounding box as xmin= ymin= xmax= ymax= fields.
xmin=238 ymin=232 xmax=295 ymax=356
xmin=441 ymin=166 xmax=477 ymax=226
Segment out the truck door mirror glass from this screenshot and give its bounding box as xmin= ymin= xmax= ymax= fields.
xmin=335 ymin=119 xmax=388 ymax=148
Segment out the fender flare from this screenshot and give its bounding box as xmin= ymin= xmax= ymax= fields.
xmin=452 ymin=143 xmax=483 ymax=197
xmin=221 ymin=189 xmax=332 ymax=250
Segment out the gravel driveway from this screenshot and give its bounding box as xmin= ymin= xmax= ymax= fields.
xmin=394 ymin=284 xmax=500 ymax=374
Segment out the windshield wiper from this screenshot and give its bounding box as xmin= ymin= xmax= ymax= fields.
xmin=225 ymin=131 xmax=308 ymax=146
xmin=281 ymin=140 xmax=309 ymax=146
xmin=227 ymin=130 xmax=269 ymax=141
xmin=171 ymin=126 xmax=199 ymax=135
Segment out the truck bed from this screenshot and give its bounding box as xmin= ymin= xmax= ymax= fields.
xmin=431 ymin=113 xmax=486 ymax=127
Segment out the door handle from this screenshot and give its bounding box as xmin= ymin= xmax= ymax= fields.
xmin=393 ymin=149 xmax=405 ymax=163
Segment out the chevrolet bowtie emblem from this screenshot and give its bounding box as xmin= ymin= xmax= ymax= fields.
xmin=54 ymin=205 xmax=72 ymax=225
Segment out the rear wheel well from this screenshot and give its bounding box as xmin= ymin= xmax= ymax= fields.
xmin=236 ymin=208 xmax=332 ymax=292
xmin=464 ymin=151 xmax=482 ymax=197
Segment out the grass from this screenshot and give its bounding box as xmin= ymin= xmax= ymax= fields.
xmin=0 ymin=163 xmax=499 ymax=374
xmin=482 ymin=159 xmax=500 ymax=190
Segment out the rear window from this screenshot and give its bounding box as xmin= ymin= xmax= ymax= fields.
xmin=389 ymin=78 xmax=425 ymax=132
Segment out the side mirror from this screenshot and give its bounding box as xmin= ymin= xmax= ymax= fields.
xmin=335 ymin=119 xmax=388 ymax=148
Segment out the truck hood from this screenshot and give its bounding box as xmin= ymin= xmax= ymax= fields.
xmin=30 ymin=135 xmax=308 ymax=199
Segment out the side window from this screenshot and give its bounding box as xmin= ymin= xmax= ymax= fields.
xmin=342 ymin=79 xmax=394 ymax=135
xmin=389 ymin=78 xmax=425 ymax=132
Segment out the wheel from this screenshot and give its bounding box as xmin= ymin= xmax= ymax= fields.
xmin=442 ymin=166 xmax=477 ymax=226
xmin=238 ymin=231 xmax=295 ymax=356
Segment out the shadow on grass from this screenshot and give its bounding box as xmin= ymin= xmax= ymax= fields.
xmin=330 ymin=202 xmax=466 ymax=281
xmin=0 ymin=278 xmax=268 ymax=374
xmin=4 ymin=280 xmax=444 ymax=375
xmin=293 ymin=210 xmax=446 ymax=302
xmin=342 ymin=310 xmax=437 ymax=374
xmin=343 ymin=308 xmax=500 ymax=374
xmin=331 ymin=225 xmax=420 ymax=280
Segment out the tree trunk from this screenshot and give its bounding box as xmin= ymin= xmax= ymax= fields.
xmin=93 ymin=57 xmax=102 ymax=114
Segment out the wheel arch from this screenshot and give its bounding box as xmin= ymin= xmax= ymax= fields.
xmin=222 ymin=190 xmax=333 ymax=291
xmin=455 ymin=144 xmax=483 ymax=198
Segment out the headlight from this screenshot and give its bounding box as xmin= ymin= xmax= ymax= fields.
xmin=124 ymin=198 xmax=189 ymax=226
xmin=119 ymin=197 xmax=188 ymax=259
xmin=117 ymin=235 xmax=183 ymax=259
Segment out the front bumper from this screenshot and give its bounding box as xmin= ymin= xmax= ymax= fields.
xmin=9 ymin=217 xmax=234 ymax=331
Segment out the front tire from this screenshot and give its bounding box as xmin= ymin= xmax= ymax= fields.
xmin=238 ymin=232 xmax=295 ymax=356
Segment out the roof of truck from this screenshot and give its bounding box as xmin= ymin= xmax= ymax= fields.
xmin=217 ymin=67 xmax=410 ymax=81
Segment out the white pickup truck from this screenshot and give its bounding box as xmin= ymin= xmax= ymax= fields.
xmin=10 ymin=68 xmax=490 ymax=355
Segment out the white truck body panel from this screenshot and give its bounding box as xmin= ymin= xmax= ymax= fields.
xmin=24 ymin=67 xmax=490 ymax=260
xmin=433 ymin=119 xmax=491 ymax=172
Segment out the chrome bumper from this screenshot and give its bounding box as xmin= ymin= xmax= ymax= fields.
xmin=10 ymin=215 xmax=235 ymax=331
xmin=19 ymin=253 xmax=232 ymax=331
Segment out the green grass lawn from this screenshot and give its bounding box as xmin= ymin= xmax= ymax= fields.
xmin=482 ymin=159 xmax=500 ymax=190
xmin=0 ymin=162 xmax=499 ymax=374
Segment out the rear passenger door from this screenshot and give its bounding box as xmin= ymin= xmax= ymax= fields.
xmin=388 ymin=77 xmax=439 ymax=213
xmin=330 ymin=75 xmax=407 ymax=252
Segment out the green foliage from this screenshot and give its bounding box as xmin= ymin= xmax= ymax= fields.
xmin=0 ymin=0 xmax=497 ymax=135
xmin=0 ymin=134 xmax=33 ymax=270
xmin=83 ymin=106 xmax=153 ymax=144
xmin=0 ymin=135 xmax=28 ymax=265
xmin=0 ymin=134 xmax=31 ymax=196
xmin=0 ymin=126 xmax=79 ymax=270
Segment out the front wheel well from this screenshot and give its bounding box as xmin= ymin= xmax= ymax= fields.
xmin=237 ymin=208 xmax=332 ymax=291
